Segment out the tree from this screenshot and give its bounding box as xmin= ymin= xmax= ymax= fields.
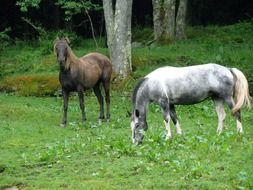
xmin=152 ymin=0 xmax=188 ymax=42
xmin=56 ymin=0 xmax=102 ymax=48
xmin=16 ymin=0 xmax=102 ymax=46
xmin=176 ymin=0 xmax=188 ymax=39
xmin=102 ymin=0 xmax=133 ymax=79
xmin=152 ymin=0 xmax=175 ymax=42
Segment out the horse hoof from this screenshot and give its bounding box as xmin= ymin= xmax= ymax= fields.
xmin=165 ymin=135 xmax=172 ymax=140
xmin=216 ymin=129 xmax=222 ymax=135
xmin=237 ymin=128 xmax=243 ymax=134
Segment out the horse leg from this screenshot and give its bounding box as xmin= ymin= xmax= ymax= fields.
xmin=61 ymin=89 xmax=69 ymax=126
xmin=169 ymin=104 xmax=182 ymax=135
xmin=77 ymin=86 xmax=86 ymax=124
xmin=224 ymin=97 xmax=243 ymax=133
xmin=159 ymin=99 xmax=172 ymax=140
xmin=93 ymin=83 xmax=104 ymax=124
xmin=102 ymin=79 xmax=110 ymax=122
xmin=213 ymin=98 xmax=226 ymax=134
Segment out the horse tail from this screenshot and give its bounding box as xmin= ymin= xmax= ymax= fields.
xmin=230 ymin=68 xmax=251 ymax=113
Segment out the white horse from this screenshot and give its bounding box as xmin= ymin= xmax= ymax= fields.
xmin=131 ymin=63 xmax=251 ymax=144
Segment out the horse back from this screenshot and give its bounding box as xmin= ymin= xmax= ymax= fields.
xmin=80 ymin=52 xmax=112 ymax=79
xmin=145 ymin=64 xmax=234 ymax=104
xmin=65 ymin=52 xmax=111 ymax=89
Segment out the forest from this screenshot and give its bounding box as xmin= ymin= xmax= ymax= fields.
xmin=0 ymin=0 xmax=253 ymax=189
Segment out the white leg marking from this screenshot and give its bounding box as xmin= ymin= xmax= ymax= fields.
xmin=131 ymin=121 xmax=135 ymax=143
xmin=175 ymin=121 xmax=182 ymax=135
xmin=164 ymin=117 xmax=171 ymax=140
xmin=236 ymin=120 xmax=243 ymax=133
xmin=215 ymin=101 xmax=226 ymax=135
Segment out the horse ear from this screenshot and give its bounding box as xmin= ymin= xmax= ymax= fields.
xmin=53 ymin=37 xmax=60 ymax=55
xmin=64 ymin=37 xmax=70 ymax=44
xmin=53 ymin=37 xmax=60 ymax=45
xmin=135 ymin=109 xmax=140 ymax=118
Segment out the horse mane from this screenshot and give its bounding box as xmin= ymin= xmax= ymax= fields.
xmin=132 ymin=78 xmax=148 ymax=105
xmin=53 ymin=37 xmax=79 ymax=71
xmin=66 ymin=46 xmax=79 ymax=70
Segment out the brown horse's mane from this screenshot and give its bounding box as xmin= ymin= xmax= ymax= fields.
xmin=54 ymin=37 xmax=80 ymax=70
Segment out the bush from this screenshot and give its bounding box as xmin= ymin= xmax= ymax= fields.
xmin=0 ymin=27 xmax=12 ymax=50
xmin=0 ymin=74 xmax=60 ymax=96
xmin=132 ymin=27 xmax=153 ymax=43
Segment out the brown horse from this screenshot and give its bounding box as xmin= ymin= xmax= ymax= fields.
xmin=54 ymin=37 xmax=112 ymax=126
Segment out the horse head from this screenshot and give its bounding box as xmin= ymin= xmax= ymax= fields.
xmin=54 ymin=37 xmax=71 ymax=71
xmin=131 ymin=109 xmax=148 ymax=144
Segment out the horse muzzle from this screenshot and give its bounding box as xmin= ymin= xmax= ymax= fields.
xmin=132 ymin=135 xmax=144 ymax=145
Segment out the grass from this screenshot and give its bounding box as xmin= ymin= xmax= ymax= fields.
xmin=0 ymin=93 xmax=253 ymax=189
xmin=0 ymin=22 xmax=253 ymax=189
xmin=1 ymin=22 xmax=253 ymax=93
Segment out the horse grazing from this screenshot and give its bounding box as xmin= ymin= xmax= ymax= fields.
xmin=54 ymin=37 xmax=112 ymax=126
xmin=131 ymin=63 xmax=251 ymax=144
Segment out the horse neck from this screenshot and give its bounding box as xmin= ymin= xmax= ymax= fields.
xmin=134 ymin=87 xmax=149 ymax=119
xmin=66 ymin=47 xmax=79 ymax=68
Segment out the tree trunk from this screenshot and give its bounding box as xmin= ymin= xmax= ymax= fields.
xmin=176 ymin=0 xmax=188 ymax=39
xmin=102 ymin=0 xmax=114 ymax=58
xmin=152 ymin=0 xmax=176 ymax=42
xmin=103 ymin=0 xmax=133 ymax=79
xmin=164 ymin=0 xmax=176 ymax=41
xmin=152 ymin=0 xmax=163 ymax=41
xmin=152 ymin=0 xmax=187 ymax=42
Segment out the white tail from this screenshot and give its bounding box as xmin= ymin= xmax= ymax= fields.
xmin=230 ymin=68 xmax=252 ymax=113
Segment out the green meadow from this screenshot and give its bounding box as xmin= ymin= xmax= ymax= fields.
xmin=0 ymin=22 xmax=253 ymax=189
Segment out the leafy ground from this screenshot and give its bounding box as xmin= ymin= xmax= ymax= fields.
xmin=0 ymin=22 xmax=253 ymax=189
xmin=0 ymin=93 xmax=253 ymax=189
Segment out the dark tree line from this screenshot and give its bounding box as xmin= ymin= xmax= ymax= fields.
xmin=0 ymin=0 xmax=252 ymax=39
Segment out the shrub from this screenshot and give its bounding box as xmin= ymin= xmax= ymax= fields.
xmin=0 ymin=74 xmax=60 ymax=96
xmin=0 ymin=27 xmax=12 ymax=50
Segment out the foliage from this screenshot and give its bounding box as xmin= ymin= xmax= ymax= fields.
xmin=16 ymin=0 xmax=102 ymax=48
xmin=1 ymin=22 xmax=253 ymax=94
xmin=56 ymin=0 xmax=102 ymax=21
xmin=132 ymin=27 xmax=153 ymax=43
xmin=16 ymin=0 xmax=102 ymax=16
xmin=16 ymin=0 xmax=41 ymax=12
xmin=16 ymin=0 xmax=102 ymax=22
xmin=0 ymin=27 xmax=12 ymax=50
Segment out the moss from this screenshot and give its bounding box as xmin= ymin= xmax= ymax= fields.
xmin=0 ymin=74 xmax=60 ymax=96
xmin=132 ymin=55 xmax=148 ymax=70
xmin=111 ymin=74 xmax=135 ymax=92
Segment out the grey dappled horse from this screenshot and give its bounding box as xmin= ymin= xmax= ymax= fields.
xmin=54 ymin=37 xmax=112 ymax=126
xmin=131 ymin=63 xmax=251 ymax=144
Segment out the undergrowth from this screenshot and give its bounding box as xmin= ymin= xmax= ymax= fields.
xmin=0 ymin=22 xmax=253 ymax=95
